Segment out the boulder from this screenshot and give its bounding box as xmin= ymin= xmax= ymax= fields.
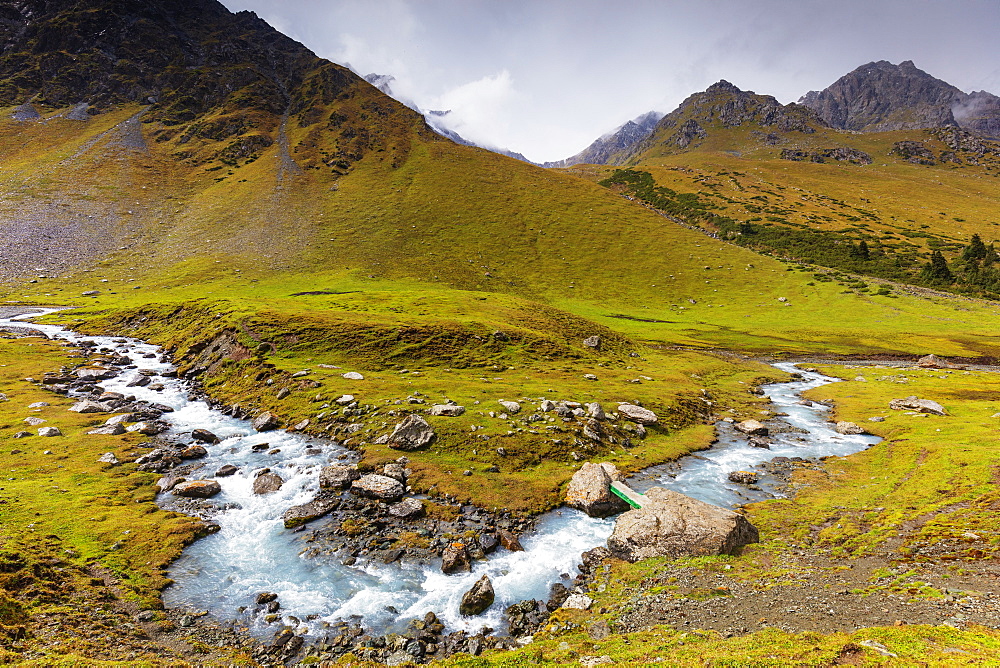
xmin=540 ymin=399 xmax=556 ymax=412
xmin=253 ymin=471 xmax=284 ymax=495
xmin=429 ymin=404 xmax=465 ymax=417
xmin=498 ymin=400 xmax=521 ymax=414
xmin=351 ymin=474 xmax=405 ymax=502
xmin=889 ymin=396 xmax=947 ymax=415
xmin=283 ymin=497 xmax=339 ymax=528
xmin=736 ymin=419 xmax=768 ymax=436
xmin=128 ymin=421 xmax=167 ymax=435
xmin=180 ymin=445 xmax=208 ymax=459
xmin=835 ymin=421 xmax=866 ymax=435
xmin=69 ymin=400 xmax=109 ymax=414
xmin=75 ymin=368 xmax=115 ymax=380
xmin=617 ymin=403 xmax=658 ymax=425
xmin=582 ymin=335 xmax=601 ymax=350
xmin=215 ymin=464 xmax=239 ymax=477
xmin=173 ymin=480 xmax=221 ymax=498
xmin=87 ymin=424 xmax=125 ymax=436
xmin=388 ymin=497 xmax=424 ymax=519
xmin=497 ymin=529 xmax=524 ymax=552
xmin=23 ymin=417 xmax=45 ymax=426
xmin=105 ymin=413 xmax=133 ymax=426
xmin=586 ymin=402 xmax=606 ymax=420
xmin=319 ymin=464 xmax=360 ymax=489
xmin=441 ymin=542 xmax=472 ymax=574
xmin=98 ymin=452 xmax=119 ymax=464
xmin=335 ymin=394 xmax=355 ymax=405
xmin=191 ymin=428 xmax=220 ymax=443
xmin=728 ymin=470 xmax=758 ymax=484
xmin=382 ymin=462 xmax=407 ymax=483
xmin=460 ymin=575 xmax=495 ymax=616
xmin=562 ymin=594 xmax=593 ymax=610
xmin=918 ymin=354 xmax=962 ymax=369
xmin=342 ymin=371 xmax=364 ymax=380
xmin=38 ymin=427 xmax=61 ymax=437
xmin=607 ymin=487 xmax=759 ymax=563
xmin=566 ymin=462 xmax=629 ymax=518
xmin=387 ymin=414 xmax=435 ymax=451
xmin=252 ymin=411 xmax=281 ymax=431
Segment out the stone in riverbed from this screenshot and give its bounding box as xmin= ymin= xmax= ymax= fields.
xmin=607 ymin=487 xmax=759 ymax=563
xmin=728 ymin=470 xmax=757 ymax=485
xmin=387 ymin=414 xmax=435 ymax=451
xmin=736 ymin=419 xmax=768 ymax=436
xmin=388 ymin=497 xmax=424 ymax=519
xmin=173 ymin=480 xmax=221 ymax=498
xmin=283 ymin=497 xmax=340 ymax=528
xmin=215 ymin=464 xmax=239 ymax=477
xmin=497 ymin=529 xmax=524 ymax=552
xmin=319 ymin=464 xmax=360 ymax=489
xmin=350 ymin=474 xmax=404 ymax=501
xmin=253 ymin=471 xmax=284 ymax=495
xmin=252 ymin=411 xmax=281 ymax=432
xmin=441 ymin=542 xmax=472 ymax=574
xmin=180 ymin=445 xmax=208 ymax=459
xmin=460 ymin=575 xmax=495 ymax=616
xmin=191 ymin=428 xmax=220 ymax=443
xmin=565 ymin=462 xmax=628 ymax=518
xmin=617 ymin=403 xmax=658 ymax=425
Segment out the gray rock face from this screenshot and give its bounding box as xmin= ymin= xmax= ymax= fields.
xmin=835 ymin=421 xmax=866 ymax=435
xmin=351 ymin=474 xmax=404 ymax=502
xmin=253 ymin=471 xmax=284 ymax=495
xmin=252 ymin=411 xmax=281 ymax=432
xmin=543 ymin=110 xmax=664 ymax=167
xmin=429 ymin=404 xmax=465 ymax=417
xmin=387 ymin=414 xmax=435 ymax=451
xmin=566 ymin=462 xmax=628 ymax=518
xmin=173 ymin=480 xmax=221 ymax=498
xmin=319 ymin=464 xmax=360 ymax=489
xmin=889 ymin=396 xmax=947 ymax=415
xmin=283 ymin=497 xmax=339 ymax=528
xmin=69 ymin=400 xmax=110 ymax=413
xmin=617 ymin=403 xmax=658 ymax=425
xmin=607 ymin=487 xmax=759 ymax=563
xmin=11 ymin=102 xmax=40 ymax=121
xmin=460 ymin=575 xmax=495 ymax=616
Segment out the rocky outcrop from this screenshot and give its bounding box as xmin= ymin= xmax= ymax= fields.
xmin=441 ymin=542 xmax=472 ymax=574
xmin=429 ymin=404 xmax=465 ymax=417
xmin=565 ymin=462 xmax=629 ymax=518
xmin=889 ymin=396 xmax=947 ymax=415
xmin=735 ymin=419 xmax=768 ymax=436
xmin=544 ymin=110 xmax=664 ymax=167
xmin=917 ymin=354 xmax=963 ymax=369
xmin=387 ymin=414 xmax=435 ymax=451
xmin=835 ymin=421 xmax=866 ymax=435
xmin=459 ymin=575 xmax=495 ymax=616
xmin=607 ymin=487 xmax=759 ymax=562
xmin=780 ymin=147 xmax=872 ymax=165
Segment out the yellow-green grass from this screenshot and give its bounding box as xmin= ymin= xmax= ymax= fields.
xmin=0 ymin=336 xmax=204 ymax=606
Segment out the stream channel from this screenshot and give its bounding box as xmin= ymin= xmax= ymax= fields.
xmin=5 ymin=308 xmax=881 ymax=639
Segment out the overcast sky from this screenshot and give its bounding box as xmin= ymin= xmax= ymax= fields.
xmin=220 ymin=0 xmax=1000 ymax=163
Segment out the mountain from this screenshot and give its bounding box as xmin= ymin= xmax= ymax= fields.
xmin=364 ymin=71 xmax=533 ymax=163
xmin=543 ymin=110 xmax=663 ymax=168
xmin=799 ymin=60 xmax=1000 ymax=137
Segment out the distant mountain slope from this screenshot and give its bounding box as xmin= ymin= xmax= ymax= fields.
xmin=800 ymin=60 xmax=1000 ymax=138
xmin=543 ymin=110 xmax=663 ymax=168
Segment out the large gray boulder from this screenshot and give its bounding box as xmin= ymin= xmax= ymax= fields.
xmin=351 ymin=474 xmax=405 ymax=502
xmin=735 ymin=419 xmax=768 ymax=436
xmin=429 ymin=404 xmax=465 ymax=417
xmin=607 ymin=487 xmax=759 ymax=562
xmin=617 ymin=403 xmax=658 ymax=425
xmin=460 ymin=575 xmax=495 ymax=616
xmin=69 ymin=400 xmax=110 ymax=414
xmin=889 ymin=396 xmax=947 ymax=415
xmin=387 ymin=414 xmax=435 ymax=451
xmin=319 ymin=464 xmax=360 ymax=489
xmin=835 ymin=421 xmax=866 ymax=435
xmin=566 ymin=462 xmax=629 ymax=518
xmin=253 ymin=471 xmax=284 ymax=495
xmin=252 ymin=411 xmax=281 ymax=431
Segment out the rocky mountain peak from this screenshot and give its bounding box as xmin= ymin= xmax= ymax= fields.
xmin=798 ymin=60 xmax=1000 ymax=136
xmin=544 ymin=110 xmax=665 ymax=168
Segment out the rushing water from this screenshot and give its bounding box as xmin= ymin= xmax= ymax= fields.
xmin=2 ymin=309 xmax=879 ymax=639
